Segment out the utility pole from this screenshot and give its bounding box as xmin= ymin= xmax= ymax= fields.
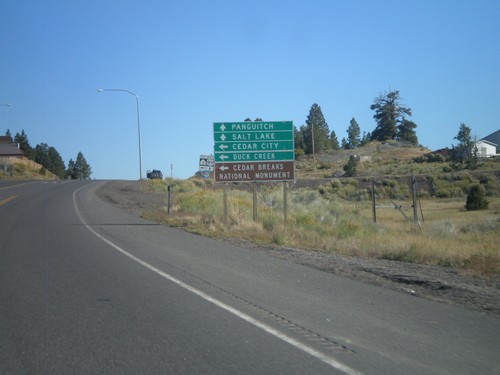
xmin=312 ymin=123 xmax=316 ymax=170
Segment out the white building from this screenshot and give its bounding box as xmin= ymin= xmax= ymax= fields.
xmin=475 ymin=139 xmax=497 ymax=158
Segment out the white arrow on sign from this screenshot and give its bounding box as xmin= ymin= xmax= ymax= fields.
xmin=220 ymin=155 xmax=228 ymax=160
xmin=219 ymin=165 xmax=229 ymax=171
xmin=220 ymin=124 xmax=226 ymax=131
xmin=220 ymin=134 xmax=226 ymax=141
xmin=219 ymin=144 xmax=228 ymax=150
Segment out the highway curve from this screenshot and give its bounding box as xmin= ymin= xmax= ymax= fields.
xmin=1 ymin=180 xmax=498 ymax=374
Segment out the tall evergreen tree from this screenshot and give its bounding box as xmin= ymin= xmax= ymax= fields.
xmin=66 ymin=152 xmax=91 ymax=179
xmin=302 ymin=103 xmax=330 ymax=154
xmin=74 ymin=151 xmax=92 ymax=179
xmin=370 ymin=90 xmax=413 ymax=142
xmin=450 ymin=123 xmax=477 ymax=169
xmin=330 ymin=130 xmax=340 ymax=150
xmin=66 ymin=159 xmax=76 ymax=179
xmin=48 ymin=146 xmax=66 ymax=179
xmin=397 ymin=118 xmax=419 ymax=145
xmin=294 ymin=126 xmax=305 ymax=155
xmin=341 ymin=137 xmax=348 ymax=149
xmin=346 ymin=117 xmax=361 ymax=149
xmin=32 ymin=143 xmax=66 ymax=178
xmin=14 ymin=130 xmax=33 ymax=159
xmin=360 ymin=131 xmax=371 ymax=146
xmin=34 ymin=143 xmax=52 ymax=171
xmin=5 ymin=129 xmax=13 ymax=143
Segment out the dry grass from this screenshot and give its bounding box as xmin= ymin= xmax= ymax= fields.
xmin=142 ymin=180 xmax=500 ymax=276
xmin=0 ymin=162 xmax=58 ymax=180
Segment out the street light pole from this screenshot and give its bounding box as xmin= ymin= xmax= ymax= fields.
xmin=97 ymin=89 xmax=143 ymax=180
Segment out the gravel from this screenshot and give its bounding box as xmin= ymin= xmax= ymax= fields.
xmin=97 ymin=180 xmax=500 ymax=317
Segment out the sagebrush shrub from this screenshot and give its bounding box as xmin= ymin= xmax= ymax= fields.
xmin=465 ymin=184 xmax=489 ymax=211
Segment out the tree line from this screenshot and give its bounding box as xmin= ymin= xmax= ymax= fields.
xmin=4 ymin=129 xmax=92 ymax=179
xmin=244 ymin=88 xmax=480 ymax=173
xmin=293 ymin=89 xmax=419 ymax=156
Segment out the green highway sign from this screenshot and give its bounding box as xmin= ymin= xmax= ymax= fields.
xmin=214 ymin=131 xmax=293 ymax=142
xmin=213 ymin=121 xmax=295 ymax=182
xmin=215 ymin=150 xmax=294 ymax=163
xmin=215 ymin=140 xmax=294 ymax=152
xmin=214 ymin=121 xmax=293 ymax=132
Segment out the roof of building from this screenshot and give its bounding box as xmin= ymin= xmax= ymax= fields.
xmin=476 ymin=139 xmax=497 ymax=147
xmin=0 ymin=143 xmax=24 ymax=157
xmin=481 ymin=130 xmax=500 ymax=147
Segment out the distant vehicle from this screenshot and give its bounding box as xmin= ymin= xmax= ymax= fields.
xmin=146 ymin=169 xmax=163 ymax=179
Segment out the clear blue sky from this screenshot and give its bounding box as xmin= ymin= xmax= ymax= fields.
xmin=1 ymin=0 xmax=499 ymax=180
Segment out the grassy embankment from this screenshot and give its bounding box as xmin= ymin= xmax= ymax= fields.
xmin=142 ymin=143 xmax=500 ymax=276
xmin=0 ymin=162 xmax=58 ymax=180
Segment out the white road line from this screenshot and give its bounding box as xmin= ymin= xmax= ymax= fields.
xmin=73 ymin=184 xmax=362 ymax=375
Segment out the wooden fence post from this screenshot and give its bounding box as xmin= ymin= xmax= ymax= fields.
xmin=253 ymin=183 xmax=258 ymax=222
xmin=167 ymin=185 xmax=171 ymax=215
xmin=283 ymin=181 xmax=288 ymax=225
xmin=371 ymin=180 xmax=377 ymax=223
xmin=223 ymin=185 xmax=228 ymax=224
xmin=411 ymin=174 xmax=418 ymax=222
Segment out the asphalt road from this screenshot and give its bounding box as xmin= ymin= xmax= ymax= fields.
xmin=0 ymin=180 xmax=498 ymax=374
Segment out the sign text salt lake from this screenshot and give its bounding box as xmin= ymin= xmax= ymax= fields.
xmin=215 ymin=131 xmax=293 ymax=142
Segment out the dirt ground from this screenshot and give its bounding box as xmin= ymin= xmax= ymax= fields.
xmin=97 ymin=180 xmax=500 ymax=317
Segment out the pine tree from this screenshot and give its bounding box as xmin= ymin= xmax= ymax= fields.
xmin=397 ymin=118 xmax=418 ymax=145
xmin=14 ymin=130 xmax=33 ymax=159
xmin=341 ymin=137 xmax=348 ymax=149
xmin=294 ymin=127 xmax=305 ymax=156
xmin=370 ymin=90 xmax=413 ymax=142
xmin=75 ymin=152 xmax=92 ymax=179
xmin=330 ymin=130 xmax=340 ymax=150
xmin=67 ymin=152 xmax=92 ymax=179
xmin=34 ymin=143 xmax=52 ymax=171
xmin=360 ymin=131 xmax=371 ymax=146
xmin=66 ymin=159 xmax=76 ymax=179
xmin=346 ymin=117 xmax=361 ymax=149
xmin=5 ymin=129 xmax=13 ymax=143
xmin=48 ymin=147 xmax=66 ymax=179
xmin=450 ymin=123 xmax=476 ymax=169
xmin=343 ymin=156 xmax=358 ymax=177
xmin=32 ymin=143 xmax=66 ymax=179
xmin=302 ymin=103 xmax=330 ymax=154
